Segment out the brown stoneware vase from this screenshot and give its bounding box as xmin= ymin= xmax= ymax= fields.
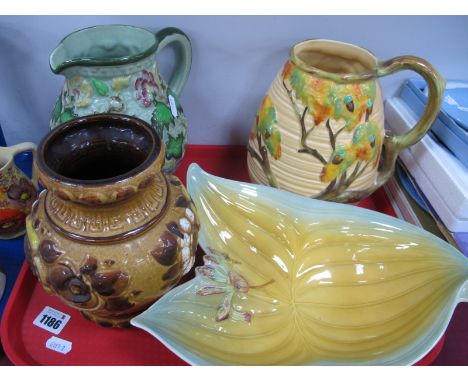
xmin=24 ymin=114 xmax=199 ymax=327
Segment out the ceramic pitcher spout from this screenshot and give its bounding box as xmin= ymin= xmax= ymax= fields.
xmin=49 ymin=25 xmax=159 ymax=74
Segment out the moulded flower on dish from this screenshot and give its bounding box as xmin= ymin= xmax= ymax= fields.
xmin=131 ymin=164 xmax=468 ymax=365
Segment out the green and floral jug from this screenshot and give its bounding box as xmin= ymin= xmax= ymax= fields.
xmin=247 ymin=39 xmax=445 ymax=203
xmin=49 ymin=25 xmax=192 ymax=173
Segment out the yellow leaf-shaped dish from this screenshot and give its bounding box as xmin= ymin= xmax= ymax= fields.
xmin=131 ymin=164 xmax=468 ymax=365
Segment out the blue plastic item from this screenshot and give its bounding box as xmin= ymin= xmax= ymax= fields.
xmin=409 ymin=79 xmax=468 ymax=132
xmin=400 ymin=79 xmax=468 ymax=166
xmin=440 ymin=83 xmax=468 ymax=131
xmin=395 ymin=162 xmax=428 ymax=213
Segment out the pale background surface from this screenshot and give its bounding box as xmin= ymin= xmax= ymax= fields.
xmin=0 ymin=15 xmax=467 ymax=145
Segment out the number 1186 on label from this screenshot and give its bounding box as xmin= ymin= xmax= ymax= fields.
xmin=33 ymin=306 xmax=71 ymax=335
xmin=39 ymin=314 xmax=62 ymax=330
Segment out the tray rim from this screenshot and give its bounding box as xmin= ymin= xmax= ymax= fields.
xmin=0 ymin=145 xmax=447 ymax=366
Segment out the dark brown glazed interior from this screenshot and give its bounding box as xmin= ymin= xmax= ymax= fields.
xmin=37 ymin=114 xmax=160 ymax=185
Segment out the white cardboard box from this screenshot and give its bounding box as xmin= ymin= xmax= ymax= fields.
xmin=384 ymin=97 xmax=468 ymax=232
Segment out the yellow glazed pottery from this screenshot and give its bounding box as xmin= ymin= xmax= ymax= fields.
xmin=247 ymin=39 xmax=445 ymax=203
xmin=25 ymin=115 xmax=199 ymax=328
xmin=132 ymin=164 xmax=468 ymax=365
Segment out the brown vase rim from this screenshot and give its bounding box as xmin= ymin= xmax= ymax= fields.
xmin=37 ymin=114 xmax=161 ymax=187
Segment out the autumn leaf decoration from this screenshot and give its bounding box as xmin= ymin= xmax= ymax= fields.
xmin=282 ymin=61 xmax=379 ymax=200
xmin=248 ymin=95 xmax=281 ymax=187
xmin=256 ymin=96 xmax=281 ymax=160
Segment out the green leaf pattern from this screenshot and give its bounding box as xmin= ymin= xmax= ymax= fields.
xmin=165 ymin=132 xmax=185 ymax=160
xmin=256 ymin=96 xmax=281 ymax=160
xmin=91 ymin=79 xmax=109 ymax=96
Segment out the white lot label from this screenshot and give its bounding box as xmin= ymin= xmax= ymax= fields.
xmin=46 ymin=336 xmax=72 ymax=355
xmin=33 ymin=306 xmax=71 ymax=335
xmin=168 ymin=95 xmax=178 ymax=117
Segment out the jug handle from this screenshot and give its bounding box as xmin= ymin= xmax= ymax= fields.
xmin=373 ymin=56 xmax=445 ymax=190
xmin=155 ymin=27 xmax=192 ymax=97
xmin=7 ymin=142 xmax=38 ymax=188
xmin=321 ymin=56 xmax=445 ymax=203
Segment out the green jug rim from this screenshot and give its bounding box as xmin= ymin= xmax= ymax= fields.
xmin=50 ymin=24 xmax=159 ymax=74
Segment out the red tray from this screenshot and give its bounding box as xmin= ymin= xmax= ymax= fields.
xmin=0 ymin=145 xmax=444 ymax=365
